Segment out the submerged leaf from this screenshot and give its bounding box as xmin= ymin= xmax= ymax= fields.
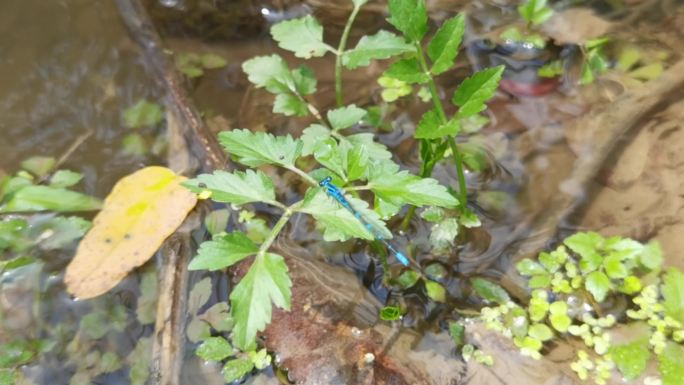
xmin=196 ymin=337 xmax=233 ymax=361
xmin=222 ymin=358 xmax=254 ymax=383
xmin=471 ymin=278 xmax=510 ymax=304
xmin=21 ymin=156 xmax=55 ymax=178
xmin=64 ymin=167 xmax=197 ymax=299
xmin=0 ymin=185 xmax=102 ymax=213
xmin=124 ymin=100 xmax=163 ymax=128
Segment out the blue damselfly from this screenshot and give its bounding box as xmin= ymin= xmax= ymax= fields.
xmin=319 ymin=176 xmax=409 ymax=266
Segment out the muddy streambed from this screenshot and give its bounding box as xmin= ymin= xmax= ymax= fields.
xmin=1 ymin=0 xmax=683 ymax=384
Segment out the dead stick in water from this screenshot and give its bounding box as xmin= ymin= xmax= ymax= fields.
xmin=115 ymin=1 xmax=228 ymax=385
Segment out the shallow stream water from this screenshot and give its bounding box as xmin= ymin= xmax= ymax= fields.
xmin=1 ymin=0 xmax=683 ymax=384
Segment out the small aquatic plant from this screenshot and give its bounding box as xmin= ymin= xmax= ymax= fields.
xmin=455 ymin=232 xmax=684 ymax=385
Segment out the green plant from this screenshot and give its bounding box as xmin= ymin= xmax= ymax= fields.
xmin=0 ymin=158 xmax=100 ymax=273
xmin=182 ymin=0 xmax=505 ymax=357
xmin=379 ymin=0 xmax=503 ymax=227
xmin=459 ymin=232 xmax=683 ymax=385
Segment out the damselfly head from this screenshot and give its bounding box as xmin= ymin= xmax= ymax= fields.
xmin=319 ymin=176 xmax=332 ymax=187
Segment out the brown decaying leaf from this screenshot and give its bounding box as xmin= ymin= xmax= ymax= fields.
xmin=65 ymin=166 xmax=197 ymax=299
xmin=540 ymin=8 xmax=613 ymax=45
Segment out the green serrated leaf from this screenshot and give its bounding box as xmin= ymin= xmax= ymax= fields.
xmin=387 ymin=0 xmax=428 ymax=41
xmin=585 ymin=271 xmax=611 ymax=302
xmin=347 ymin=133 xmax=392 ymax=160
xmin=610 ymin=338 xmax=650 ymax=380
xmin=49 ymin=170 xmax=83 ymax=188
xmin=301 ymin=124 xmax=331 ymax=156
xmin=270 ymin=15 xmax=330 ymax=59
xmin=222 ymin=358 xmax=254 ymax=382
xmin=300 ymin=189 xmax=388 ymax=241
xmin=242 ymin=55 xmax=293 ymax=93
xmin=314 ymin=138 xmax=347 ymax=180
xmin=452 ymin=66 xmax=504 ymax=118
xmin=218 ymin=129 xmax=302 ymax=167
xmin=196 ymin=337 xmax=233 ymax=361
xmin=124 ymin=100 xmax=163 ymax=128
xmin=428 ymin=14 xmax=465 ymax=75
xmin=231 ymin=252 xmax=291 ymax=350
xmin=189 ymin=232 xmax=258 ymax=271
xmin=343 ymin=30 xmax=413 ymax=69
xmin=292 ymin=65 xmax=317 ymax=95
xmin=0 ymin=185 xmax=102 ymax=213
xmin=183 ymin=169 xmax=276 ymax=205
xmin=384 ymin=58 xmax=429 ymax=84
xmin=471 ymin=277 xmax=510 ymax=304
xmin=425 ymin=279 xmax=446 ymax=302
xmin=273 ymin=92 xmax=308 ymax=117
xmin=662 ymin=268 xmax=684 ymax=323
xmin=415 ymin=110 xmax=461 ymax=139
xmin=368 ymin=163 xmax=458 ymax=208
xmin=327 ymin=104 xmax=367 ymax=130
xmin=346 ymin=143 xmax=369 ymax=182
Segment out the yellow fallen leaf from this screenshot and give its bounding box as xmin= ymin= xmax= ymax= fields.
xmin=65 ymin=166 xmax=197 ymax=299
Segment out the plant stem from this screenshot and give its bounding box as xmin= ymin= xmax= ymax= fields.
xmin=415 ymin=43 xmax=448 ymax=123
xmin=447 ymin=137 xmax=468 ymax=206
xmin=257 ymin=201 xmax=301 ymax=257
xmin=401 ymin=42 xmax=470 ymax=228
xmin=286 ymin=165 xmax=318 ymax=186
xmin=335 ymin=3 xmax=362 ymax=107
